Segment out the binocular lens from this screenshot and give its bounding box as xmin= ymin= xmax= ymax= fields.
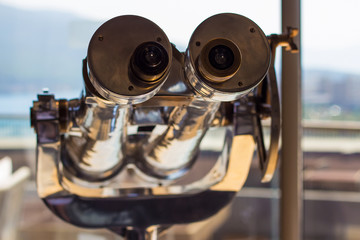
xmin=133 ymin=42 xmax=169 ymax=79
xmin=209 ymin=45 xmax=234 ymax=70
xmin=143 ymin=46 xmax=162 ymax=67
xmin=196 ymin=39 xmax=241 ymax=83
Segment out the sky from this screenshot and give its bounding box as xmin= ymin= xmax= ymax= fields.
xmin=0 ymin=0 xmax=281 ymax=44
xmin=0 ymin=0 xmax=359 ymax=74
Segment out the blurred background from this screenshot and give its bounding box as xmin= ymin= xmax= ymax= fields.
xmin=0 ymin=0 xmax=359 ymax=239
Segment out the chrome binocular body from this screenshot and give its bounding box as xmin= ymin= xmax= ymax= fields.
xmin=30 ymin=13 xmax=292 ymax=239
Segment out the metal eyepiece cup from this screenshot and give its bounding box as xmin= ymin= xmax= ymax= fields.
xmin=132 ymin=42 xmax=169 ymax=82
xmin=198 ymin=39 xmax=241 ymax=83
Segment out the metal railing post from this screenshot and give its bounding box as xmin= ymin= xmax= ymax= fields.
xmin=280 ymin=0 xmax=302 ymax=239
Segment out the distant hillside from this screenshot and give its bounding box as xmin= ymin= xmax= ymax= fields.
xmin=0 ymin=4 xmax=100 ymax=94
xmin=1 ymin=3 xmax=360 ymax=108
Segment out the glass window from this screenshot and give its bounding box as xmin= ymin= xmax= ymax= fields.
xmin=302 ymin=0 xmax=360 ymax=239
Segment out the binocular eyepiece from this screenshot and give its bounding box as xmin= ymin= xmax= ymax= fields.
xmin=131 ymin=41 xmax=169 ymax=82
xmin=87 ymin=15 xmax=173 ymax=104
xmin=186 ymin=13 xmax=270 ymax=101
xmin=208 ymin=43 xmax=236 ymax=71
xmin=87 ymin=13 xmax=270 ymax=103
xmin=198 ymin=38 xmax=241 ymax=83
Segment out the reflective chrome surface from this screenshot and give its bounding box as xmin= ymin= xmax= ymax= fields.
xmin=65 ymin=97 xmax=128 ymax=181
xmin=30 ymin=13 xmax=288 ymax=240
xmin=141 ymin=100 xmax=220 ymax=179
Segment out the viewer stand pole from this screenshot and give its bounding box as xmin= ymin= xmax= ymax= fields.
xmin=280 ymin=0 xmax=303 ymax=239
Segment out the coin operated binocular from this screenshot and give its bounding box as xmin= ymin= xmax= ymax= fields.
xmin=31 ymin=13 xmax=298 ymax=240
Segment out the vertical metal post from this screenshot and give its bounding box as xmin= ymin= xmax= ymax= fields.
xmin=280 ymin=0 xmax=302 ymax=239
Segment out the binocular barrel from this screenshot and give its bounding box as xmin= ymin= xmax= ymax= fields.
xmin=87 ymin=15 xmax=172 ymax=105
xmin=86 ymin=14 xmax=270 ymax=104
xmin=186 ymin=13 xmax=271 ymax=101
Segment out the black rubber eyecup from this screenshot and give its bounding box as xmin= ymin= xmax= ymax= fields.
xmin=208 ymin=44 xmax=235 ymax=70
xmin=132 ymin=42 xmax=169 ymax=82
